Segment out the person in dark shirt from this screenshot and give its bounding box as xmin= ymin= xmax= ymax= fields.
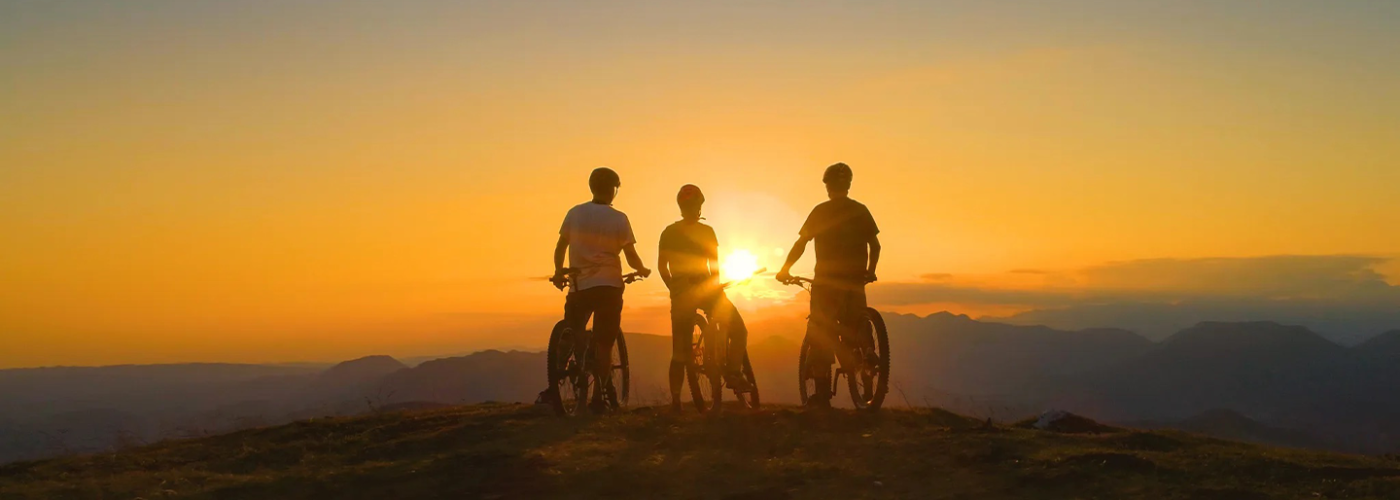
xmin=776 ymin=163 xmax=881 ymax=408
xmin=658 ymin=185 xmax=752 ymax=412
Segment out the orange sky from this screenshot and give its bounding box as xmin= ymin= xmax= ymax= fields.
xmin=2 ymin=1 xmax=1399 ymax=368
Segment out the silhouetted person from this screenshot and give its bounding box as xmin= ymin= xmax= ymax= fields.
xmin=776 ymin=163 xmax=881 ymax=408
xmin=550 ymin=167 xmax=651 ymax=414
xmin=658 ymin=185 xmax=753 ymax=413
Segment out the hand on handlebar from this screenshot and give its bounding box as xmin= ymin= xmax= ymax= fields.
xmin=623 ymin=267 xmax=652 ymax=284
xmin=775 ymin=269 xmax=795 ymax=285
xmin=549 ymin=270 xmax=570 ymax=290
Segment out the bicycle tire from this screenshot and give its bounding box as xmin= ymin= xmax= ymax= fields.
xmin=846 ymin=309 xmax=890 ymax=411
xmin=685 ymin=315 xmax=709 ymax=412
xmin=797 ymin=334 xmax=814 ymax=405
xmin=733 ymin=353 xmax=760 ymax=409
xmin=547 ymin=320 xmax=588 ymax=416
xmin=608 ymin=333 xmax=630 ymax=409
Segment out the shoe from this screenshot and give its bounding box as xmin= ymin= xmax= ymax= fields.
xmin=804 ymin=394 xmax=832 ymax=409
xmin=588 ymin=398 xmax=611 ymax=415
xmin=534 ymin=388 xmax=560 ymax=407
xmin=670 ymin=400 xmax=684 ymax=414
xmin=724 ymin=372 xmax=754 ymax=393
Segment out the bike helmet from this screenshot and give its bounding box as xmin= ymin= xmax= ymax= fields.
xmin=823 ymin=163 xmax=853 ymax=185
xmin=677 ymin=184 xmax=705 ymax=208
xmin=589 ymin=167 xmax=621 ymax=194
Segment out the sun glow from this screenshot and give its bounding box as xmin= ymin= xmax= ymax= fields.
xmin=720 ymin=249 xmax=763 ymax=283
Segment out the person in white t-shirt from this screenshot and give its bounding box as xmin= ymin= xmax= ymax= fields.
xmin=548 ymin=167 xmax=651 ymax=413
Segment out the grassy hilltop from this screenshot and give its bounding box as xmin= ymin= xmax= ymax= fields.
xmin=3 ymin=403 xmax=1399 ymax=499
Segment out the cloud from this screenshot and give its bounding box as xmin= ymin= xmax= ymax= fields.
xmin=870 ymin=255 xmax=1400 ymax=343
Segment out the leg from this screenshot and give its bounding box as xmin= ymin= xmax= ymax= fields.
xmin=563 ymin=290 xmax=594 ymax=347
xmin=711 ymin=292 xmax=748 ymax=379
xmin=590 ymin=286 xmax=625 ymax=403
xmin=669 ymin=292 xmax=696 ymax=409
xmin=805 ymin=284 xmax=840 ymax=404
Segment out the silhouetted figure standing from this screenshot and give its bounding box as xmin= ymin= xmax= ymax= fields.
xmin=550 ymin=167 xmax=651 ymax=414
xmin=776 ymin=163 xmax=881 ymax=408
xmin=658 ymin=185 xmax=752 ymax=413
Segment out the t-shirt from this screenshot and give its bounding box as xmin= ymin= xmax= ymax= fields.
xmin=798 ymin=198 xmax=879 ymax=280
xmin=659 ymin=220 xmax=718 ymax=281
xmin=560 ymin=202 xmax=637 ymax=290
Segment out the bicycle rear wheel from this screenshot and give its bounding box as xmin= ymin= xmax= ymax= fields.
xmin=547 ymin=321 xmax=589 ymax=416
xmin=846 ymin=309 xmax=890 ymax=411
xmin=685 ymin=315 xmax=719 ymax=412
xmin=731 ymin=353 xmax=759 ymax=410
xmin=605 ymin=333 xmax=630 ymax=410
xmin=797 ymin=335 xmax=820 ymax=405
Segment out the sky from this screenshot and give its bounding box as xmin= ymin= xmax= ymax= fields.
xmin=2 ymin=1 xmax=1399 ymax=368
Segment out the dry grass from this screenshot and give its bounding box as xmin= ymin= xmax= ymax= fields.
xmin=3 ymin=403 xmax=1399 ymax=499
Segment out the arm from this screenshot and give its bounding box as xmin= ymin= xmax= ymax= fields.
xmin=623 ymin=244 xmax=652 ymax=278
xmin=775 ymin=235 xmax=812 ymax=283
xmin=658 ymin=249 xmax=673 ymax=289
xmin=551 ymin=234 xmax=570 ymax=289
xmin=866 ymin=234 xmax=881 ymax=282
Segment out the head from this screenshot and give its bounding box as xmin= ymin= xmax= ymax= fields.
xmin=588 ymin=167 xmax=621 ymax=204
xmin=676 ymin=184 xmax=705 ymax=221
xmin=823 ymin=162 xmax=853 ymax=199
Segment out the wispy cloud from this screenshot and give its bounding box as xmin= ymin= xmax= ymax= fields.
xmin=870 ymin=255 xmax=1400 ymax=343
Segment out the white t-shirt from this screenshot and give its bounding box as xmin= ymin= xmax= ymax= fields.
xmin=560 ymin=202 xmax=637 ymax=290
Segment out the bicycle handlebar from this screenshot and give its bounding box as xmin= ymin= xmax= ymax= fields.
xmin=549 ymin=268 xmax=647 ymax=290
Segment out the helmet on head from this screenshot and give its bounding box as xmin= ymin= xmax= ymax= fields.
xmin=823 ymin=163 xmax=853 ymax=185
xmin=589 ymin=167 xmax=621 ymax=193
xmin=676 ymin=184 xmax=705 ymax=207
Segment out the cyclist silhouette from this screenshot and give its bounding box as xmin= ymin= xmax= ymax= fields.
xmin=546 ymin=167 xmax=651 ymax=414
xmin=776 ymin=163 xmax=881 ymax=408
xmin=658 ymin=185 xmax=753 ymax=413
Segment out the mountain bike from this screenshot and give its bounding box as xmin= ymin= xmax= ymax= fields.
xmin=684 ymin=271 xmax=763 ymax=413
xmin=544 ymin=268 xmax=644 ymax=416
xmin=780 ymin=276 xmax=890 ymax=410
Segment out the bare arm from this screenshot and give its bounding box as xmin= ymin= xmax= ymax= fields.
xmin=866 ymin=234 xmax=881 ymax=282
xmin=776 ymin=235 xmax=812 ymax=282
xmin=623 ymin=244 xmax=652 ymax=277
xmin=658 ymin=250 xmax=673 ymax=288
xmin=553 ymin=235 xmax=569 ymax=273
xmin=550 ymin=235 xmax=570 ymax=289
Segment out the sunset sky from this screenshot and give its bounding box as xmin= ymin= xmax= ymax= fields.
xmin=3 ymin=1 xmax=1399 ymax=368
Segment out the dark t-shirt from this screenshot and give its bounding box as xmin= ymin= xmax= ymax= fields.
xmin=659 ymin=220 xmax=718 ymax=280
xmin=799 ymin=198 xmax=879 ymax=280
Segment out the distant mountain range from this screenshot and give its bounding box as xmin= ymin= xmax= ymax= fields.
xmin=990 ymin=301 xmax=1400 ymax=345
xmin=3 ymin=315 xmax=1399 ymax=463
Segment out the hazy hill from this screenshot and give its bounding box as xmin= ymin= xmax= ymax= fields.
xmin=318 ymin=355 xmax=408 ymax=387
xmin=881 ymin=312 xmax=1152 ymax=412
xmin=992 ymin=301 xmax=1396 ymax=345
xmin=1055 ymin=322 xmax=1346 ymax=420
xmin=5 ymin=315 xmax=1400 ymax=464
xmin=1047 ymin=322 xmax=1400 ymax=453
xmin=4 ymin=403 xmax=1399 ymax=499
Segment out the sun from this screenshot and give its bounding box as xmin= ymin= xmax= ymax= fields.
xmin=720 ymin=248 xmax=763 ymax=283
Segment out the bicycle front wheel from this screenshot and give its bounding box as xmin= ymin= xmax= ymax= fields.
xmin=547 ymin=321 xmax=588 ymax=416
xmin=607 ymin=333 xmax=630 ymax=409
xmin=846 ymin=309 xmax=890 ymax=411
xmin=685 ymin=314 xmax=719 ymax=413
xmin=732 ymin=353 xmax=759 ymax=410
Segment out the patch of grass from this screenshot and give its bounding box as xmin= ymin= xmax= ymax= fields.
xmin=2 ymin=403 xmax=1399 ymax=499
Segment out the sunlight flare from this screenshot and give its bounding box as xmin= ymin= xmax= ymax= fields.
xmin=720 ymin=249 xmax=762 ymax=283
